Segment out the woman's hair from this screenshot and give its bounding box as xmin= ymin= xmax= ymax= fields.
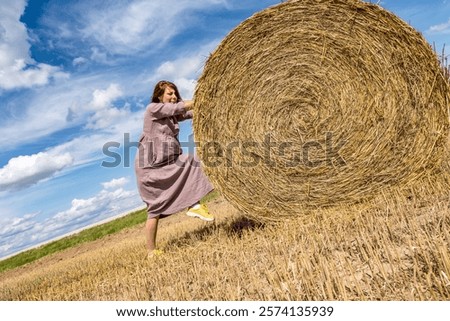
xmin=151 ymin=80 xmax=182 ymax=103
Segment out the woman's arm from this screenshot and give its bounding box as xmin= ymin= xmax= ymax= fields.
xmin=148 ymin=101 xmax=191 ymax=120
xmin=183 ymin=100 xmax=194 ymax=110
xmin=176 ymin=110 xmax=193 ymax=121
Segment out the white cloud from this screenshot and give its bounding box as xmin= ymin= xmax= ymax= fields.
xmin=0 ymin=84 xmax=85 ymax=150
xmin=50 ymin=110 xmax=144 ymax=167
xmin=86 ymin=106 xmax=131 ymax=130
xmin=53 ymin=188 xmax=135 ymax=223
xmin=42 ymin=0 xmax=227 ymax=56
xmin=0 ymin=76 xmax=135 ymax=151
xmin=0 ymin=1 xmax=68 ymax=90
xmin=0 ymin=102 xmax=140 ymax=196
xmin=0 ymin=182 xmax=142 ymax=259
xmin=79 ymin=0 xmax=181 ymax=54
xmin=89 ymin=47 xmax=109 ymax=63
xmin=428 ymin=18 xmax=450 ymax=34
xmin=150 ymin=40 xmax=220 ymax=99
xmin=0 ymin=94 xmax=142 ymax=185
xmin=0 ymin=212 xmax=38 ymax=239
xmin=0 ymin=2 xmax=224 ymax=152
xmin=0 ymin=212 xmax=40 ymax=255
xmin=36 ymin=184 xmax=140 ymax=246
xmin=155 ymin=58 xmax=202 ymax=99
xmin=48 ymin=134 xmax=114 ymax=167
xmin=0 ymin=152 xmax=74 ymax=191
xmin=85 ymin=84 xmax=136 ymax=130
xmin=0 ymin=41 xmax=219 ymax=195
xmin=157 ymin=56 xmax=205 ymax=79
xmin=73 ymin=57 xmax=88 ymax=66
xmin=102 ymin=177 xmax=129 ymax=190
xmin=90 ymin=83 xmax=123 ymax=109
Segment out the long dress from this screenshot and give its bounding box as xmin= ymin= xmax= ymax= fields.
xmin=134 ymin=101 xmax=213 ymax=218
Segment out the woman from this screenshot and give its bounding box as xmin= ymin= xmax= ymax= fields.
xmin=135 ymin=80 xmax=214 ymax=258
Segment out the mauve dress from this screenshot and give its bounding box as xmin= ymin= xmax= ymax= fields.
xmin=134 ymin=102 xmax=214 ymax=218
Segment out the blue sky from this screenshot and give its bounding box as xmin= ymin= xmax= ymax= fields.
xmin=0 ymin=0 xmax=449 ymax=260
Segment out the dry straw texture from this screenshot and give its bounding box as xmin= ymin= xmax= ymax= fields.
xmin=2 ymin=195 xmax=450 ymax=300
xmin=194 ymin=0 xmax=450 ymax=220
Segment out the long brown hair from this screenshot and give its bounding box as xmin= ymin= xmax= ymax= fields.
xmin=151 ymin=80 xmax=182 ymax=103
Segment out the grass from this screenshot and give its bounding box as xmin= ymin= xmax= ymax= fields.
xmin=200 ymin=189 xmax=220 ymax=204
xmin=0 ymin=190 xmax=449 ymax=300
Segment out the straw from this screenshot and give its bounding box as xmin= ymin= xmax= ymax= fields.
xmin=194 ymin=0 xmax=450 ymax=221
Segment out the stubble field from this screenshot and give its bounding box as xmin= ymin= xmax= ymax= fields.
xmin=1 ymin=189 xmax=449 ymax=300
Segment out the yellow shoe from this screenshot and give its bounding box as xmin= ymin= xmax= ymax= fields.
xmin=186 ymin=204 xmax=214 ymax=221
xmin=147 ymin=249 xmax=164 ymax=259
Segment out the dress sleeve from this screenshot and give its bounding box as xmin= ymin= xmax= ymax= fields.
xmin=175 ymin=110 xmax=193 ymax=122
xmin=148 ymin=102 xmax=188 ymax=120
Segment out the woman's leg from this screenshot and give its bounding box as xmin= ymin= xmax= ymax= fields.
xmin=145 ymin=217 xmax=159 ymax=252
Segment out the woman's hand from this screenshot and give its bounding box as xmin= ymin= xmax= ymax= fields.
xmin=183 ymin=100 xmax=194 ymax=110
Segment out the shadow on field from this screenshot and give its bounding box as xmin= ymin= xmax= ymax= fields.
xmin=225 ymin=216 xmax=266 ymax=238
xmin=165 ymin=216 xmax=265 ymax=249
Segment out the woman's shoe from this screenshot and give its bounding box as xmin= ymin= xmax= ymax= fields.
xmin=186 ymin=204 xmax=214 ymax=221
xmin=147 ymin=249 xmax=164 ymax=259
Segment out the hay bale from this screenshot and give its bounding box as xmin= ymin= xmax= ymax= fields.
xmin=194 ymin=0 xmax=450 ymax=221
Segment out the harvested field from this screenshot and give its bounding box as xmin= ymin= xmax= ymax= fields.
xmin=1 ymin=192 xmax=449 ymax=300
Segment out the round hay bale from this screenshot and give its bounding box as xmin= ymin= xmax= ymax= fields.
xmin=194 ymin=0 xmax=450 ymax=221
